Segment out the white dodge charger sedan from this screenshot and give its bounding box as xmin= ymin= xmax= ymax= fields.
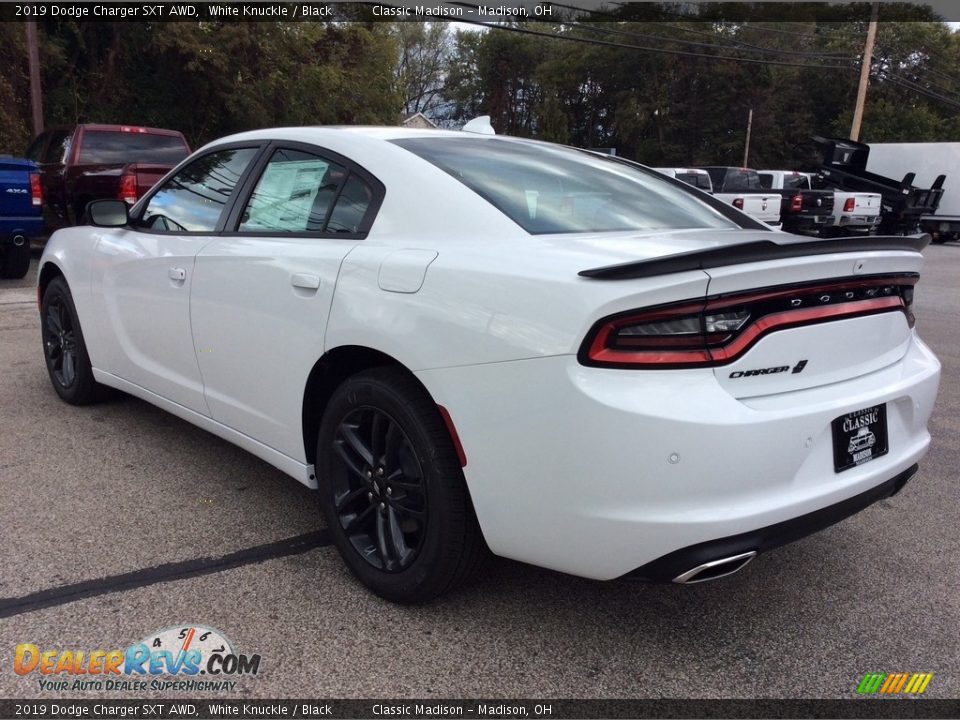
xmin=37 ymin=125 xmax=940 ymax=602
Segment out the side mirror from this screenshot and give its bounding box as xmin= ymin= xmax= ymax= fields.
xmin=88 ymin=199 xmax=129 ymax=228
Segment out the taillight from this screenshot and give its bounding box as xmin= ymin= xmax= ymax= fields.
xmin=790 ymin=194 xmax=803 ymax=212
xmin=732 ymin=198 xmax=744 ymax=210
xmin=579 ymin=275 xmax=918 ymax=369
xmin=843 ymin=197 xmax=856 ymax=212
xmin=29 ymin=173 xmax=42 ymax=207
xmin=118 ymin=173 xmax=137 ymax=205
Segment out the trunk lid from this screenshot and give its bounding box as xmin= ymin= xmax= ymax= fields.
xmin=705 ymin=250 xmax=920 ymax=398
xmin=574 ymin=232 xmax=924 ymax=397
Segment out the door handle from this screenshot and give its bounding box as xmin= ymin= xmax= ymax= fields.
xmin=291 ymin=273 xmax=321 ymax=290
xmin=169 ymin=267 xmax=186 ymax=281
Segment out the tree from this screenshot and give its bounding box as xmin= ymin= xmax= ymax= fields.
xmin=394 ymin=22 xmax=452 ymax=118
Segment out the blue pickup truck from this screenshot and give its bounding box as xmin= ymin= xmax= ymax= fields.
xmin=0 ymin=156 xmax=44 ymax=279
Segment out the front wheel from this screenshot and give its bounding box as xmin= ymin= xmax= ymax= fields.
xmin=316 ymin=367 xmax=484 ymax=603
xmin=40 ymin=276 xmax=106 ymax=405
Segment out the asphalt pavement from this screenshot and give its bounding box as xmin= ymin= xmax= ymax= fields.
xmin=1 ymin=242 xmax=957 ymax=700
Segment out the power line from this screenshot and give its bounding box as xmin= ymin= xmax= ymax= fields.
xmin=563 ymin=20 xmax=857 ymax=59
xmin=444 ymin=14 xmax=859 ymax=70
xmin=878 ymin=69 xmax=960 ymax=109
xmin=530 ymin=3 xmax=861 ymax=59
xmin=874 ymin=43 xmax=960 ymax=91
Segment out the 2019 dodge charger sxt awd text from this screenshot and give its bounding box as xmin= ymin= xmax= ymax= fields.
xmin=37 ymin=126 xmax=940 ymax=602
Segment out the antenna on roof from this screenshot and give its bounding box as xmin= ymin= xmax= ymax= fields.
xmin=462 ymin=116 xmax=495 ymax=136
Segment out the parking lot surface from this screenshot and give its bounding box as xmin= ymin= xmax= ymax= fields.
xmin=1 ymin=243 xmax=958 ymax=699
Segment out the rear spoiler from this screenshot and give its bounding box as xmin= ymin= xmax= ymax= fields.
xmin=578 ymin=235 xmax=930 ymax=280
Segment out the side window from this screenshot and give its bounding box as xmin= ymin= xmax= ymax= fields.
xmin=237 ymin=147 xmax=375 ymax=235
xmin=327 ymin=174 xmax=374 ymax=233
xmin=140 ymin=147 xmax=258 ymax=232
xmin=239 ymin=148 xmax=345 ymax=233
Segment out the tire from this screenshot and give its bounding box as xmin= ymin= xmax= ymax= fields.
xmin=0 ymin=240 xmax=30 ymax=279
xmin=316 ymin=367 xmax=485 ymax=603
xmin=40 ymin=276 xmax=106 ymax=405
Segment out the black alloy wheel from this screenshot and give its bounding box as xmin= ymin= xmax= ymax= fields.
xmin=331 ymin=406 xmax=428 ymax=572
xmin=316 ymin=367 xmax=485 ymax=603
xmin=40 ymin=276 xmax=104 ymax=405
xmin=44 ymin=292 xmax=79 ymax=389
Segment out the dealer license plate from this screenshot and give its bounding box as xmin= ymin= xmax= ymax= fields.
xmin=832 ymin=404 xmax=889 ymax=473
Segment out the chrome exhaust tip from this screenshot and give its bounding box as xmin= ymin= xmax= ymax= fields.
xmin=672 ymin=550 xmax=757 ymax=584
xmin=12 ymin=235 xmax=26 ymax=247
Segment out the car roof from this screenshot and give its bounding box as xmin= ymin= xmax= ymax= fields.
xmin=201 ymin=125 xmax=574 ymax=152
xmin=213 ymin=126 xmax=466 ymax=143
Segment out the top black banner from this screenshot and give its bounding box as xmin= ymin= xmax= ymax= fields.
xmin=0 ymin=1 xmax=957 ymax=23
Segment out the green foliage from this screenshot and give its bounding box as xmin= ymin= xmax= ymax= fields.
xmin=440 ymin=16 xmax=960 ymax=168
xmin=3 ymin=14 xmax=960 ymax=170
xmin=0 ymin=25 xmax=32 ymax=152
xmin=0 ymin=21 xmax=402 ymax=154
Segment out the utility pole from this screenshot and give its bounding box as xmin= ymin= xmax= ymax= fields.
xmin=743 ymin=108 xmax=753 ymax=167
xmin=25 ymin=21 xmax=44 ymax=136
xmin=850 ymin=2 xmax=879 ymax=142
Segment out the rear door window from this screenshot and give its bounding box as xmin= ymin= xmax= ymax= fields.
xmin=237 ymin=147 xmax=375 ymax=235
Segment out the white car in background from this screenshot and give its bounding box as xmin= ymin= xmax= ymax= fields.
xmin=37 ymin=126 xmax=940 ymax=602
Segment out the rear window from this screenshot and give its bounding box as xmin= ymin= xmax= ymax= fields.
xmin=392 ymin=138 xmax=736 ymax=234
xmin=78 ymin=131 xmax=189 ymax=165
xmin=676 ymin=172 xmax=712 ymax=191
xmin=721 ymin=169 xmax=762 ymax=191
xmin=783 ymin=174 xmax=809 ymax=189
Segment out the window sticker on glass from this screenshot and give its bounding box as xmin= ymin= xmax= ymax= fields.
xmin=241 ymin=150 xmax=345 ymax=233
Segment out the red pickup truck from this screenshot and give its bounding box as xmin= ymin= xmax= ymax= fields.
xmin=25 ymin=124 xmax=190 ymax=229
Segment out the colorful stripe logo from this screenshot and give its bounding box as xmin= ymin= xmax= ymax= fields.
xmin=857 ymin=672 xmax=933 ymax=695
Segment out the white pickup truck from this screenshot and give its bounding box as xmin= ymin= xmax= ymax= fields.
xmin=651 ymin=167 xmax=714 ymax=192
xmin=698 ymin=167 xmax=782 ymax=227
xmin=801 ymin=172 xmax=881 ymax=236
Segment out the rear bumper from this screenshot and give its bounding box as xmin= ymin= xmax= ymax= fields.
xmin=624 ymin=463 xmax=917 ymax=582
xmin=783 ymin=214 xmax=832 ymax=231
xmin=418 ymin=335 xmax=940 ymax=580
xmin=0 ymin=217 xmax=44 ymax=242
xmin=832 ymin=214 xmax=882 ymax=228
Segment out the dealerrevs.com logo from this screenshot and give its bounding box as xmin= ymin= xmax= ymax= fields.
xmin=14 ymin=625 xmax=262 ymax=693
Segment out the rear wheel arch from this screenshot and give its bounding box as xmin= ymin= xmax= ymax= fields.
xmin=301 ymin=346 xmax=466 ymax=476
xmin=302 ymin=346 xmax=411 ymax=470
